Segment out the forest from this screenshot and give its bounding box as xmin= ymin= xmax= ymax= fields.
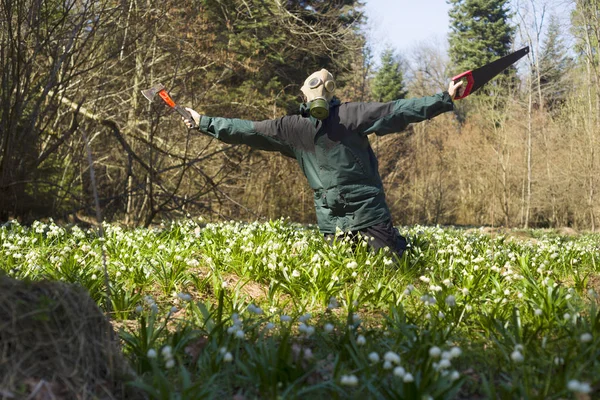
xmin=1 ymin=0 xmax=599 ymax=230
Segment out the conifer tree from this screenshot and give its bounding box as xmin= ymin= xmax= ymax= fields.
xmin=371 ymin=48 xmax=407 ymax=102
xmin=448 ymin=0 xmax=515 ymax=75
xmin=538 ymin=14 xmax=573 ymax=111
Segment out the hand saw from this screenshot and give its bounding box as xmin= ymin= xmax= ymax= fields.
xmin=452 ymin=46 xmax=530 ymax=99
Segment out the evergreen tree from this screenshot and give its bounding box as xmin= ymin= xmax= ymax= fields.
xmin=538 ymin=14 xmax=573 ymax=111
xmin=371 ymin=48 xmax=407 ymax=102
xmin=448 ymin=0 xmax=515 ymax=75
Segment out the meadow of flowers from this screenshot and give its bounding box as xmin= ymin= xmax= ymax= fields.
xmin=1 ymin=218 xmax=599 ymax=399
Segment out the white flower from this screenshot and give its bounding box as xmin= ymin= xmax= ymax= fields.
xmin=248 ymin=304 xmax=264 ymax=315
xmin=461 ymin=288 xmax=469 ymax=296
xmin=147 ymin=349 xmax=157 ymax=358
xmin=445 ymin=295 xmax=456 ymax=307
xmin=534 ymin=308 xmax=543 ymax=316
xmin=347 ymin=261 xmax=358 ymax=269
xmin=438 ymin=359 xmax=451 ymax=369
xmin=304 ymin=348 xmax=313 ymax=359
xmin=235 ymin=330 xmax=245 ymax=339
xmin=554 ymin=357 xmax=564 ymax=365
xmin=340 ymin=374 xmax=359 ymax=386
xmin=393 ymin=366 xmax=406 ymax=377
xmin=327 ymin=297 xmax=339 ymax=309
xmin=403 ymin=373 xmax=414 ymax=382
xmin=510 ymin=350 xmax=524 ymax=363
xmin=356 ymin=334 xmax=366 ymax=346
xmin=450 ymin=347 xmax=462 ymax=358
xmin=577 ymin=382 xmax=591 ymax=394
xmin=223 ymin=352 xmax=233 ymax=362
xmin=580 ymin=333 xmax=593 ymax=343
xmin=291 ymin=269 xmax=301 ymax=278
xmin=177 ymin=292 xmax=192 ymax=301
xmin=429 ymin=346 xmax=441 ymax=358
xmin=165 ymin=359 xmax=175 ymax=369
xmin=420 ymin=294 xmax=436 ymax=306
xmin=265 ymin=322 xmax=275 ymax=330
xmin=384 ymin=351 xmax=401 ymax=364
xmin=299 ymin=313 xmax=312 ymax=323
xmin=450 ymin=371 xmax=460 ymax=381
xmin=563 ymin=313 xmax=571 ymax=321
xmin=368 ymin=352 xmax=380 ymax=363
xmin=161 ymin=346 xmax=172 ymax=357
xmin=567 ymin=379 xmax=591 ymax=393
xmin=514 ymin=344 xmax=524 ymax=352
xmin=324 ymin=323 xmax=334 ymax=333
xmin=280 ymin=315 xmax=291 ymax=323
xmin=383 ymin=360 xmax=393 ymax=370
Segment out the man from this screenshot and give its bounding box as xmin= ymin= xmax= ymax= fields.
xmin=183 ymin=69 xmax=463 ymax=259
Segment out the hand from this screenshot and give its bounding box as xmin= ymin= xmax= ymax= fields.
xmin=448 ymin=80 xmax=464 ymax=100
xmin=182 ymin=107 xmax=201 ymax=128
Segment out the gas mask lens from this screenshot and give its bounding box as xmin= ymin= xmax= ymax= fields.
xmin=308 ymin=77 xmax=336 ymax=92
xmin=308 ymin=77 xmax=321 ymax=88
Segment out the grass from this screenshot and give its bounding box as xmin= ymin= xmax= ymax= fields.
xmin=1 ymin=218 xmax=599 ymax=399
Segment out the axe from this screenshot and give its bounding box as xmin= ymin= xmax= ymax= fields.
xmin=141 ymin=83 xmax=197 ymax=128
xmin=452 ymin=46 xmax=529 ymax=99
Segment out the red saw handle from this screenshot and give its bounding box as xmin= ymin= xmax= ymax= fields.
xmin=451 ymin=70 xmax=474 ymax=100
xmin=158 ymin=89 xmax=197 ymax=129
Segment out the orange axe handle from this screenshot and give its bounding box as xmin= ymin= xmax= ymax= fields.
xmin=158 ymin=89 xmax=197 ymax=129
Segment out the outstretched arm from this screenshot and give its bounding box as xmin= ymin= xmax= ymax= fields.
xmin=183 ymin=108 xmax=306 ymax=158
xmin=357 ymin=80 xmax=463 ymax=136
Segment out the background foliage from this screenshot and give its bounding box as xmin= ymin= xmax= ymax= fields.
xmin=0 ymin=0 xmax=599 ymax=231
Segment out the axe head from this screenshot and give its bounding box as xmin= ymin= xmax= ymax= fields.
xmin=141 ymin=83 xmax=166 ymax=102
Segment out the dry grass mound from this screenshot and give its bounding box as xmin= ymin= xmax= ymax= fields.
xmin=0 ymin=275 xmax=140 ymax=399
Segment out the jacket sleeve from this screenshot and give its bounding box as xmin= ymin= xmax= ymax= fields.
xmin=198 ymin=115 xmax=302 ymax=158
xmin=355 ymin=92 xmax=454 ymax=136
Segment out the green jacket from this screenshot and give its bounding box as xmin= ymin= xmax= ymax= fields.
xmin=198 ymin=92 xmax=454 ymax=233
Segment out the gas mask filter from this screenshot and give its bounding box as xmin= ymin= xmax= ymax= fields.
xmin=301 ymin=69 xmax=336 ymax=120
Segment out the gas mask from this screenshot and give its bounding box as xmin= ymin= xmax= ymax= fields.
xmin=301 ymin=69 xmax=336 ymax=120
